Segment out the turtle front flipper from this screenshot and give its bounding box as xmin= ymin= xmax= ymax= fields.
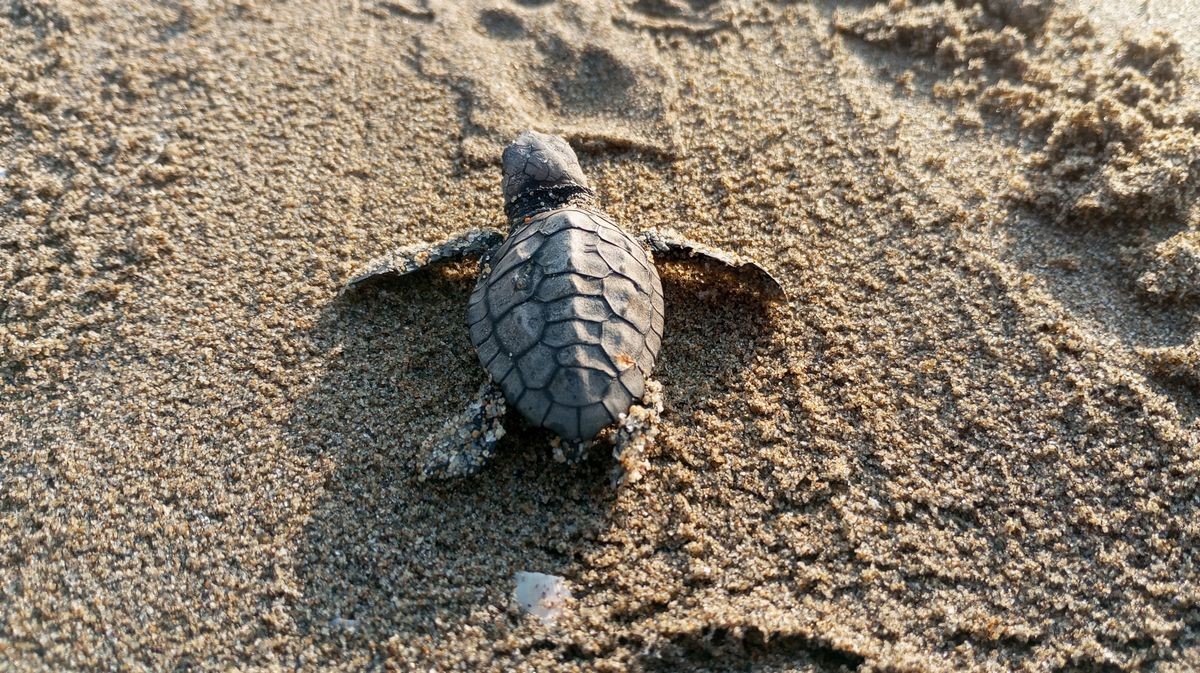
xmin=344 ymin=228 xmax=505 ymax=291
xmin=418 ymin=380 xmax=508 ymax=481
xmin=638 ymin=228 xmax=787 ymax=301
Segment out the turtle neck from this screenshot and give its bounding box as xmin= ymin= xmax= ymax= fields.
xmin=504 ymin=184 xmax=597 ymax=228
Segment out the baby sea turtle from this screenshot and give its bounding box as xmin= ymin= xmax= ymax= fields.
xmin=347 ymin=130 xmax=784 ymax=480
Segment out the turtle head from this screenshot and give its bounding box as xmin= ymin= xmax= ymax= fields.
xmin=502 ymin=130 xmax=595 ymax=223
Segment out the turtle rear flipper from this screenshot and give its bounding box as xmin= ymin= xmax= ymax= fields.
xmin=344 ymin=228 xmax=505 ymax=291
xmin=419 ymin=380 xmax=508 ymax=481
xmin=638 ymin=227 xmax=787 ymax=301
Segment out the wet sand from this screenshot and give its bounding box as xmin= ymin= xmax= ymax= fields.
xmin=2 ymin=0 xmax=1199 ymax=670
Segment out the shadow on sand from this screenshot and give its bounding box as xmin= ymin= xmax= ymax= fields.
xmin=284 ymin=257 xmax=780 ymax=659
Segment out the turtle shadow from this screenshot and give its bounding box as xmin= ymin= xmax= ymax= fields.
xmin=284 ymin=262 xmax=617 ymax=651
xmin=283 ymin=258 xmax=778 ymax=658
xmin=653 ymin=259 xmax=784 ymax=416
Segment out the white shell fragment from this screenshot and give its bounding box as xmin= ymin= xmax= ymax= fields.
xmin=513 ymin=571 xmax=571 ymax=624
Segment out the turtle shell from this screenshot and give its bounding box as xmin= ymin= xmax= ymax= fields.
xmin=466 ymin=208 xmax=665 ymax=441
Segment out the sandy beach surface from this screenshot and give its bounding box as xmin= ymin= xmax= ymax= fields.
xmin=3 ymin=0 xmax=1199 ymax=670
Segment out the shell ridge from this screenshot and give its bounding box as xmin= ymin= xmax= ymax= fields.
xmin=475 ymin=206 xmax=660 ymax=440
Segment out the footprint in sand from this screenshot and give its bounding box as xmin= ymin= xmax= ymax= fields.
xmin=478 ymin=8 xmax=525 ymax=39
xmin=407 ymin=0 xmax=681 ymax=163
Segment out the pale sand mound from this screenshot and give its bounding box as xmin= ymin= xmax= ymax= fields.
xmin=2 ymin=1 xmax=1199 ymax=671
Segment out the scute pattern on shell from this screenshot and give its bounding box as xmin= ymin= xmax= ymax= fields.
xmin=468 ymin=208 xmax=665 ymax=441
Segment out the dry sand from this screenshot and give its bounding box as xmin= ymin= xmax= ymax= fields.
xmin=3 ymin=0 xmax=1199 ymax=670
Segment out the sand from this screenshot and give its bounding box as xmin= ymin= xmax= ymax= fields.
xmin=2 ymin=0 xmax=1199 ymax=670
